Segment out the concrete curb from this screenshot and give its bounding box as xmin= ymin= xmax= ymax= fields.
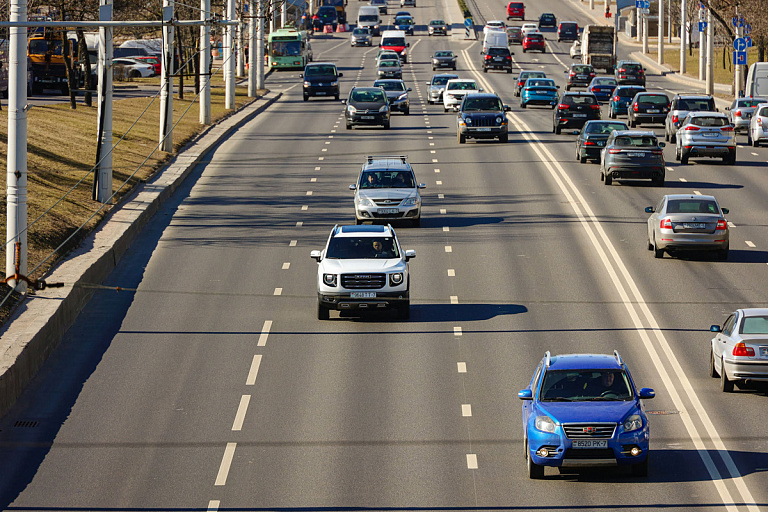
xmin=0 ymin=90 xmax=282 ymax=419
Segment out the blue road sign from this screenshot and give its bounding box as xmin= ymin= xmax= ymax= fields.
xmin=643 ymin=1 xmax=650 ymax=8
xmin=734 ymin=37 xmax=746 ymax=51
xmin=747 ymin=36 xmax=753 ymax=48
xmin=636 ymin=0 xmax=642 ymax=7
xmin=745 ymin=24 xmax=751 ymax=35
xmin=732 ymin=16 xmax=738 ymax=27
xmin=734 ymin=51 xmax=747 ymax=66
xmin=698 ymin=21 xmax=707 ymax=32
xmin=464 ymin=17 xmax=472 ymax=26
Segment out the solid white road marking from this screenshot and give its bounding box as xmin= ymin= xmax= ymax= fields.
xmin=208 ymin=500 xmax=220 ymax=511
xmin=232 ymin=395 xmax=251 ymax=431
xmin=746 ymin=241 xmax=756 ymax=247
xmin=246 ymin=355 xmax=262 ymax=385
xmin=445 ymin=246 xmax=452 ymax=252
xmin=679 ymin=178 xmax=687 ymax=182
xmin=258 ymin=320 xmax=272 ymax=346
xmin=282 ymin=262 xmax=290 ymax=270
xmin=215 ymin=443 xmax=237 ymax=486
xmin=450 ymin=296 xmax=459 ymax=304
xmin=462 ymin=404 xmax=472 ymax=417
xmin=466 ymin=454 xmax=478 ymax=469
xmin=274 ymin=288 xmax=282 ymax=295
xmin=454 ymin=327 xmax=462 ymax=336
xmin=289 ymin=240 xmax=297 ymax=246
xmin=457 ymin=362 xmax=467 ymax=373
xmin=447 ymin=269 xmax=455 ymax=276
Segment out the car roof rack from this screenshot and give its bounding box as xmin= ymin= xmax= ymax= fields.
xmin=545 ymin=351 xmax=551 ymax=367
xmin=367 ymin=155 xmax=408 ymax=164
xmin=613 ymin=350 xmax=624 ymax=366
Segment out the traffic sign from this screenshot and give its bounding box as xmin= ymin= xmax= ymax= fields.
xmin=745 ymin=24 xmax=751 ymax=35
xmin=635 ymin=0 xmax=642 ymax=7
xmin=641 ymin=8 xmax=649 ymax=14
xmin=732 ymin=16 xmax=738 ymax=27
xmin=698 ymin=21 xmax=707 ymax=32
xmin=464 ymin=17 xmax=473 ymax=27
xmin=746 ymin=36 xmax=753 ymax=48
xmin=643 ymin=1 xmax=650 ymax=8
xmin=733 ymin=37 xmax=746 ymax=51
xmin=734 ymin=51 xmax=747 ymax=66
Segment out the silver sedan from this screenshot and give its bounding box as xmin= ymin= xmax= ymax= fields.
xmin=747 ymin=102 xmax=768 ymax=147
xmin=725 ymin=96 xmax=767 ymax=134
xmin=645 ymin=194 xmax=729 ymax=260
xmin=710 ymin=309 xmax=768 ymax=392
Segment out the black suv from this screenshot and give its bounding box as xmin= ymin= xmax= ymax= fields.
xmin=615 ymin=60 xmax=646 ymax=86
xmin=628 ymin=91 xmax=669 ymax=127
xmin=344 ymin=87 xmax=390 ymax=129
xmin=538 ymin=13 xmax=557 ymax=28
xmin=301 ymin=62 xmax=342 ymax=101
xmin=565 ymin=63 xmax=595 ymax=90
xmin=557 ymin=21 xmax=578 ymax=41
xmin=457 ymin=93 xmax=511 ymax=143
xmin=664 ymin=93 xmax=717 ymax=142
xmin=553 ymin=91 xmax=601 ymax=134
xmin=482 ymin=46 xmax=513 ymax=73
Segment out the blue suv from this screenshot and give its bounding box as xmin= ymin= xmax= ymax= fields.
xmin=518 ymin=351 xmax=655 ymax=479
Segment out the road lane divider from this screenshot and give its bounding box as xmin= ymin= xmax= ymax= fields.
xmin=257 ymin=320 xmax=273 ymax=346
xmin=232 ymin=395 xmax=251 ymax=431
xmin=246 ymin=354 xmax=263 ymax=385
xmin=214 ymin=443 xmax=237 ymax=486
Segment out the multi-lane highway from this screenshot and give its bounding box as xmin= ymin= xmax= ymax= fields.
xmin=1 ymin=0 xmax=767 ymax=510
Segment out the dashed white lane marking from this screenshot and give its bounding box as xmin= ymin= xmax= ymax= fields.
xmin=258 ymin=320 xmax=272 ymax=346
xmin=428 ymin=136 xmax=434 ymax=139
xmin=311 ymin=177 xmax=317 ymax=182
xmin=306 ymin=191 xmax=313 ymax=195
xmin=450 ymin=296 xmax=459 ymax=304
xmin=274 ymin=288 xmax=283 ymax=295
xmin=429 ymin=143 xmax=435 ymax=146
xmin=247 ymin=355 xmax=263 ymax=385
xmin=301 ymin=205 xmax=308 ymax=210
xmin=232 ymin=395 xmax=251 ymax=431
xmin=445 ymin=245 xmax=452 ymax=252
xmin=462 ymin=404 xmax=472 ymax=417
xmin=457 ymin=362 xmax=467 ymax=373
xmin=207 ymin=500 xmax=220 ymax=511
xmin=427 ymin=130 xmax=433 ymax=133
xmin=324 ymin=141 xmax=331 ymax=145
xmin=679 ymin=178 xmax=687 ymax=182
xmin=432 ymin=159 xmax=438 ymax=163
xmin=746 ymin=241 xmax=756 ymax=247
xmin=728 ymin=222 xmax=736 ymax=228
xmin=321 ymin=148 xmax=328 ymax=152
xmin=466 ymin=454 xmax=478 ymax=469
xmin=440 ymin=208 xmax=447 ymax=214
xmin=282 ymin=262 xmax=290 ymax=270
xmin=314 ymin=167 xmax=321 ymax=170
xmin=447 ymin=269 xmax=455 ymax=276
xmin=454 ymin=326 xmax=462 ymax=336
xmin=694 ymin=190 xmax=702 ymax=195
xmin=430 ymin=150 xmax=436 ymax=154
xmin=289 ymin=240 xmax=297 ymax=246
xmin=443 ymin=226 xmax=450 ymax=232
xmin=436 ymin=180 xmax=443 ymax=185
xmin=328 ymin=135 xmax=334 ymax=138
xmin=438 ymin=193 xmax=445 ymax=199
xmin=752 ymin=152 xmax=759 ymax=156
xmin=215 ymin=443 xmax=237 ymax=486
xmin=434 ymin=168 xmax=440 ymax=173
xmin=296 ymin=222 xmax=303 ymax=227
xmin=331 ymin=130 xmax=336 ymax=133
xmin=318 ymin=157 xmax=324 ymax=161
xmin=666 ymin=166 xmax=674 ymax=172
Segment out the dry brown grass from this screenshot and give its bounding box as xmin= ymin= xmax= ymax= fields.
xmin=0 ymin=75 xmax=262 ymax=321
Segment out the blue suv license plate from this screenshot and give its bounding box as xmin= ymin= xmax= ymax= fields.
xmin=573 ymin=440 xmax=608 ymax=448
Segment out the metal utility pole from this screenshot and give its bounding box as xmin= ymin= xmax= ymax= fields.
xmin=225 ymin=0 xmax=236 ymax=109
xmin=642 ymin=10 xmax=649 ymax=53
xmin=200 ymin=0 xmax=211 ymax=124
xmin=590 ymin=0 xmax=595 ymax=11
xmin=5 ymin=0 xmax=28 ymax=292
xmin=680 ymin=0 xmax=686 ymax=73
xmin=636 ymin=5 xmax=642 ymax=41
xmin=658 ymin=0 xmax=664 ymax=64
xmin=705 ymin=6 xmax=714 ymax=94
xmin=237 ymin=14 xmax=245 ymax=77
xmin=248 ymin=0 xmax=256 ymax=97
xmin=256 ymin=0 xmax=264 ymax=89
xmin=159 ymin=0 xmax=174 ymax=152
xmin=699 ymin=7 xmax=706 ymax=81
xmin=734 ymin=8 xmax=743 ymax=97
xmin=95 ymin=0 xmax=113 ymax=203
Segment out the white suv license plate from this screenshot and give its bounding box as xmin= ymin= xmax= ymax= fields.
xmin=378 ymin=208 xmax=399 ymax=214
xmin=573 ymin=440 xmax=608 ymax=448
xmin=351 ymin=292 xmax=376 ymax=298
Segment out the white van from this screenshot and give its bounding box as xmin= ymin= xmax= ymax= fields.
xmin=745 ymin=62 xmax=768 ymax=98
xmin=482 ymin=30 xmax=508 ymax=53
xmin=357 ymin=6 xmax=381 ymax=36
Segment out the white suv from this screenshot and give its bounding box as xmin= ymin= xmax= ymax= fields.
xmin=311 ymin=224 xmax=415 ymax=320
xmin=350 ymin=155 xmax=425 ymax=227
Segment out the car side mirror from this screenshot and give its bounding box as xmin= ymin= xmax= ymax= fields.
xmin=299 ymin=73 xmax=304 ymax=78
xmin=404 ymin=249 xmax=416 ymax=261
xmin=724 ymin=107 xmax=730 ymax=111
xmin=349 ymin=184 xmax=357 ymax=190
xmin=341 ymin=99 xmax=347 ymax=104
xmin=710 ymin=324 xmax=722 ymax=332
xmin=721 ymin=207 xmax=729 ymax=214
xmin=645 ymin=206 xmax=655 ymax=213
xmin=406 ymin=42 xmax=410 ymax=47
xmin=572 ymin=130 xmax=580 ymax=135
xmin=426 ymin=81 xmax=431 ymax=85
xmin=407 ymin=87 xmax=412 ymax=91
xmin=518 ymin=389 xmax=533 ymax=400
xmin=638 ymin=388 xmax=655 ymax=399
xmin=338 ymin=72 xmax=343 ymax=77
xmin=418 ymin=183 xmax=426 ymax=189
xmin=310 ymin=250 xmax=322 ymax=262
xmin=563 ymin=69 xmax=568 ymax=73
xmin=715 ymin=108 xmax=719 ymax=112
xmin=504 ymin=105 xmax=511 ymax=111
xmin=556 ymin=85 xmax=560 ymax=89
xmin=658 ymin=142 xmax=666 ymax=147
xmin=479 ymin=88 xmax=484 ymax=92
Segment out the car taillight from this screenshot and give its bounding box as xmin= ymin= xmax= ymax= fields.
xmin=716 ymin=219 xmax=728 ymax=230
xmin=589 ymin=72 xmax=596 ymax=77
xmin=569 ymin=72 xmax=575 ymax=77
xmin=733 ymin=343 xmax=755 ymax=357
xmin=557 ymin=104 xmax=569 ymax=109
xmin=672 ymin=115 xmax=679 ymax=123
xmin=590 ymin=104 xmax=601 ymax=110
xmin=685 ymin=125 xmax=700 ymax=131
xmin=518 ymin=81 xmax=524 ymax=86
xmin=485 ymin=54 xmax=492 ymax=60
xmin=734 ymin=110 xmax=742 ymax=117
xmin=613 ymin=95 xmax=619 ymax=101
xmin=585 ymin=141 xmax=596 ymax=146
xmin=618 ymin=68 xmax=625 ymax=73
xmin=506 ymin=56 xmax=512 ymax=60
xmin=651 ymin=149 xmax=663 ymax=155
xmin=660 ymin=218 xmax=673 ymax=229
xmin=608 ymin=148 xmax=621 ymax=153
xmin=638 ymin=69 xmax=645 ymax=75
xmin=721 ymin=126 xmax=734 ymax=131
xmin=633 ymin=103 xmax=639 ymax=111
xmin=591 ymin=87 xmax=598 ymax=92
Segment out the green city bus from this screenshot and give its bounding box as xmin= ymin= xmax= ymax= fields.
xmin=267 ymin=28 xmax=312 ymax=70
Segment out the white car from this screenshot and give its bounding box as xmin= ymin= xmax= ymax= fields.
xmin=747 ymin=102 xmax=768 ymax=147
xmin=311 ymin=224 xmax=415 ymax=320
xmin=350 ymin=155 xmax=425 ymax=227
xmin=443 ymin=78 xmax=481 ymax=111
xmin=112 ymin=58 xmax=154 ymax=78
xmin=521 ymin=23 xmax=539 ymax=36
xmin=709 ymin=308 xmax=768 ymax=392
xmin=484 ymin=20 xmax=506 ymax=35
xmin=569 ymin=40 xmax=582 ymax=59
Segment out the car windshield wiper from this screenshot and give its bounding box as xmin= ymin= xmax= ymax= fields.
xmin=543 ymin=397 xmax=575 ymax=402
xmin=588 ymin=396 xmax=624 ymax=401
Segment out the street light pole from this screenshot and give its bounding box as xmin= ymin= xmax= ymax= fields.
xmin=658 ymin=0 xmax=664 ymax=64
xmin=200 ymin=0 xmax=211 ymax=124
xmin=680 ymin=0 xmax=686 ymax=74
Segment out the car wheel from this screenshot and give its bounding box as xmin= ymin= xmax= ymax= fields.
xmin=520 ymin=101 xmax=526 ymax=108
xmin=507 ymin=68 xmax=513 ymax=74
xmin=346 ymin=122 xmax=352 ymax=130
xmin=411 ymin=217 xmax=421 ymax=227
xmin=680 ymin=149 xmax=689 ymax=165
xmin=527 ymin=439 xmax=545 ymax=479
xmin=522 ymin=48 xmax=527 ymax=53
xmin=397 ymin=302 xmax=410 ymax=320
xmin=647 ymin=238 xmax=653 ymax=251
xmin=383 ymin=121 xmax=390 ymax=129
xmin=404 ymin=108 xmax=410 ymax=115
xmin=458 ymin=131 xmax=466 ymax=144
xmin=717 ymin=245 xmax=729 ymax=261
xmin=604 ymin=173 xmax=612 ymax=185
xmin=629 ymin=118 xmax=636 ymax=128
xmin=725 ymin=150 xmax=736 ymax=165
xmin=334 ymin=94 xmax=339 ymax=101
xmin=675 ymin=145 xmax=681 ymax=161
xmin=483 ymin=67 xmax=488 ymax=73
xmin=669 ymin=132 xmax=676 ymax=143
xmin=303 ymin=95 xmax=309 ymax=102
xmin=709 ymin=348 xmax=719 ymax=378
xmin=747 ymin=132 xmax=753 ymax=145
xmin=317 ymin=303 xmax=330 ymax=320
xmin=652 ymin=174 xmax=665 ymax=187
xmin=631 ymin=455 xmax=649 ymax=478
xmin=129 ymin=70 xmax=141 ymax=78
xmin=432 ymin=66 xmax=436 ymax=71
xmin=554 ymin=125 xmax=561 ymax=135
xmin=608 ymin=108 xmax=615 ymax=119
xmin=664 ymin=130 xmax=669 ymax=142
xmin=653 ymin=238 xmax=664 ymax=258
xmin=720 ymin=359 xmax=734 ymax=392
xmin=580 ymin=154 xmax=587 ymax=164
xmin=565 ymin=84 xmax=570 ymax=91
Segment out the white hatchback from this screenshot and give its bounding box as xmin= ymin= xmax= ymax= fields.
xmin=521 ymin=23 xmax=538 ymax=36
xmin=443 ymin=78 xmax=482 ymax=111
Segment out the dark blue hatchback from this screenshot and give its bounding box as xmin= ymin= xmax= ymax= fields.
xmin=519 ymin=351 xmax=655 ymax=479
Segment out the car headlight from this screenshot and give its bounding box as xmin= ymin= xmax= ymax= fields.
xmin=389 ymin=272 xmax=404 ymax=286
xmin=323 ymin=273 xmax=337 ymax=286
xmin=496 ymin=116 xmax=503 ymax=124
xmin=330 ymin=80 xmax=338 ymax=86
xmin=623 ymin=414 xmax=643 ymax=432
xmin=534 ymin=415 xmax=556 ymax=433
xmin=397 ymin=93 xmax=407 ymax=101
xmin=357 ymin=198 xmax=374 ymax=207
xmin=464 ymin=117 xmax=472 ymax=125
xmin=347 ymin=105 xmax=357 ymax=113
xmin=402 ymin=196 xmax=419 ymax=206
xmin=379 ymin=104 xmax=389 ymax=112
xmin=304 ymin=81 xmax=311 ymax=87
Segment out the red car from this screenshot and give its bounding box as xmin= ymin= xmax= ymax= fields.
xmin=506 ymin=1 xmax=525 ymax=20
xmin=522 ymin=33 xmax=545 ymax=53
xmin=133 ymin=55 xmax=161 ymax=76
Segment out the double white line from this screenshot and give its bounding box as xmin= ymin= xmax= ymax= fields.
xmin=460 ymin=45 xmax=759 ymax=511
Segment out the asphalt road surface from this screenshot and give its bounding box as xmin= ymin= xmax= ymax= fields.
xmin=1 ymin=0 xmax=767 ymax=510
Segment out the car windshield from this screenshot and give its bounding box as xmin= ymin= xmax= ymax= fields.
xmin=563 ymin=95 xmax=597 ymax=106
xmin=736 ymin=98 xmax=767 ymax=108
xmin=572 ymin=65 xmax=593 ymax=73
xmin=271 ymin=41 xmax=302 ymax=56
xmin=689 ymin=116 xmax=728 ymax=127
xmin=359 ymin=15 xmax=378 ymax=21
xmin=613 ymin=135 xmax=658 ymax=146
xmin=586 ymin=122 xmax=627 ymax=134
xmin=618 ymin=87 xmax=644 ymax=98
xmin=622 ymin=63 xmax=642 ymax=72
xmin=351 ymin=90 xmax=385 ymax=102
xmin=431 ymin=20 xmax=445 ymax=25
xmin=326 ymin=236 xmax=400 ymax=259
xmin=666 ymin=199 xmax=719 ymax=214
xmin=375 ymin=81 xmax=405 ymax=91
xmin=379 ymin=61 xmax=399 ymax=68
xmin=759 ymin=106 xmax=768 ymax=116
xmin=526 ymin=34 xmax=543 ymax=40
xmin=395 ymin=17 xmax=413 ymax=24
xmin=526 ymin=79 xmax=555 ymax=87
xmin=435 ymin=51 xmax=453 ymax=57
xmin=488 ymin=48 xmax=509 ymax=55
xmin=462 ymin=96 xmax=502 ymax=111
xmin=431 ymin=75 xmax=456 ymax=85
xmin=594 ymin=78 xmax=617 ymax=85
xmin=448 ymin=81 xmax=478 ymax=91
xmin=305 ymin=65 xmax=336 ymax=76
xmin=353 ymin=28 xmax=369 ymax=35
xmin=382 ymin=37 xmax=407 ymax=46
xmin=360 ymin=170 xmax=415 ymax=189
xmin=638 ymin=94 xmax=669 ymax=105
xmin=520 ymin=72 xmax=546 ymax=79
xmin=540 ymin=370 xmax=633 ymax=401
xmin=741 ymin=315 xmax=768 ymax=334
xmin=678 ymin=98 xmax=714 ymax=110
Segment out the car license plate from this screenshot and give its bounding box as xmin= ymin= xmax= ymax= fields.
xmin=577 ymin=75 xmax=587 ymax=79
xmin=378 ymin=208 xmax=399 ymax=214
xmin=361 ymin=115 xmax=375 ymax=119
xmin=572 ymin=440 xmax=608 ymax=448
xmin=597 ymin=140 xmax=605 ymax=146
xmin=703 ymin=132 xmax=719 ymax=137
xmin=572 ymin=113 xmax=586 ymax=117
xmin=475 ymin=127 xmax=491 ymax=131
xmin=760 ymin=346 xmax=768 ymax=358
xmin=494 ymin=57 xmax=503 ymax=61
xmin=682 ymin=223 xmax=706 ymax=229
xmin=351 ymin=292 xmax=376 ymax=298
xmin=744 ymin=113 xmax=752 ymax=118
xmin=647 ymin=109 xmax=659 ymax=113
xmin=316 ymin=91 xmax=326 ymax=95
xmin=626 ymin=75 xmax=635 ymax=79
xmin=627 ymin=151 xmax=645 ymax=157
